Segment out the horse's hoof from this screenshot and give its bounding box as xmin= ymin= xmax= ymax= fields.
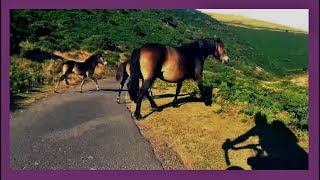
xmin=117 ymin=99 xmax=120 ymax=104
xmin=134 ymin=113 xmax=143 ymax=120
xmin=172 ymin=103 xmax=179 ymax=108
xmin=96 ymin=88 xmax=100 ymax=91
xmin=151 ymin=107 xmax=158 ymax=112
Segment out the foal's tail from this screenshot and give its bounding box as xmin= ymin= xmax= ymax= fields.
xmin=115 ymin=61 xmax=127 ymax=81
xmin=128 ymin=48 xmax=141 ymax=102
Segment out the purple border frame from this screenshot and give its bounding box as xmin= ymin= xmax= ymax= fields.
xmin=1 ymin=0 xmax=319 ymax=180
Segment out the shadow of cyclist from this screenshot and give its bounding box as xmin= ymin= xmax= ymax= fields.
xmin=222 ymin=112 xmax=308 ymax=170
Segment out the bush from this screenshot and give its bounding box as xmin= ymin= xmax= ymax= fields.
xmin=104 ymin=51 xmax=119 ymax=69
xmin=10 ymin=64 xmax=33 ymax=98
xmin=81 ymin=35 xmax=117 ymax=52
xmin=204 ymin=70 xmax=308 ymax=129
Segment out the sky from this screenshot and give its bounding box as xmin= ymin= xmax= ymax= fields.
xmin=197 ymin=9 xmax=309 ymax=32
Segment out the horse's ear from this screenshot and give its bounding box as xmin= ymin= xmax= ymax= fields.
xmin=216 ymin=38 xmax=221 ymax=43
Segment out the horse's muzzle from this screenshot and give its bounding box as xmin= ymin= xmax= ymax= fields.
xmin=222 ymin=56 xmax=229 ymax=64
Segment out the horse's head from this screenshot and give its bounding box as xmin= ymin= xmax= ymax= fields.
xmin=209 ymin=38 xmax=229 ymax=64
xmin=97 ymin=54 xmax=108 ymax=65
xmin=86 ymin=54 xmax=107 ymax=65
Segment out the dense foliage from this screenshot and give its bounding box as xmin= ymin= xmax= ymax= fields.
xmin=206 ymin=73 xmax=308 ymax=128
xmin=10 ymin=9 xmax=286 ymax=77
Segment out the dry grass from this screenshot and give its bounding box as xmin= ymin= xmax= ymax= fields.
xmin=289 ymin=74 xmax=309 ymax=87
xmin=126 ymin=86 xmax=260 ymax=170
xmin=125 ymin=81 xmax=309 ymax=170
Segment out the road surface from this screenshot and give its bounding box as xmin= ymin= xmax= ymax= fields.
xmin=10 ymin=79 xmax=163 ymax=170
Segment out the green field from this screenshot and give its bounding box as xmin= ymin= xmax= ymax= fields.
xmin=228 ymin=26 xmax=308 ymax=76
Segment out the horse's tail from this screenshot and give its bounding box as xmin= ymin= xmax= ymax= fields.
xmin=115 ymin=61 xmax=127 ymax=81
xmin=128 ymin=48 xmax=141 ymax=102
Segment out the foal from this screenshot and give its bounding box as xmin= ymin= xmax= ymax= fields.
xmin=55 ymin=54 xmax=107 ymax=93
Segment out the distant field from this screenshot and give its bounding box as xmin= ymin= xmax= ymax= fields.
xmin=203 ymin=13 xmax=308 ymax=76
xmin=228 ymin=25 xmax=308 ymax=76
xmin=208 ymin=13 xmax=307 ymax=33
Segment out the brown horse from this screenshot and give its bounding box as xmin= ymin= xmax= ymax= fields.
xmin=128 ymin=38 xmax=229 ymax=119
xmin=115 ymin=60 xmax=153 ymax=103
xmin=55 ymin=54 xmax=107 ymax=93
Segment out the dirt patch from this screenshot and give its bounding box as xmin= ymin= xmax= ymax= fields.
xmin=290 ymin=74 xmax=308 ymax=87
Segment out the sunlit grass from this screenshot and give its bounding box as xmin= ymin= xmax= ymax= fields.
xmin=125 ymin=81 xmax=309 ymax=170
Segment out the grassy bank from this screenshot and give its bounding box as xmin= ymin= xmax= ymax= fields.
xmin=126 ymin=82 xmax=308 ymax=170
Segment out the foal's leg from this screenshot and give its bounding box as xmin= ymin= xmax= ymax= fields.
xmin=64 ymin=75 xmax=69 ymax=86
xmin=117 ymin=73 xmax=128 ymax=103
xmin=79 ymin=74 xmax=88 ymax=93
xmin=89 ymin=73 xmax=100 ymax=91
xmin=55 ymin=74 xmax=66 ymax=92
xmin=134 ymin=79 xmax=154 ymax=120
xmin=172 ymin=81 xmax=183 ymax=107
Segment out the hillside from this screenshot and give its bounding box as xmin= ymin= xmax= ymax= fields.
xmin=207 ymin=13 xmax=307 ymax=33
xmin=11 ymin=10 xmax=308 ymax=78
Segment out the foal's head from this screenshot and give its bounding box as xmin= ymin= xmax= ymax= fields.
xmin=87 ymin=54 xmax=108 ymax=65
xmin=203 ymin=38 xmax=229 ymax=64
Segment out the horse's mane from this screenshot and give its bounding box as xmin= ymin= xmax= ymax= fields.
xmin=179 ymin=38 xmax=216 ymax=50
xmin=85 ymin=54 xmax=100 ymax=62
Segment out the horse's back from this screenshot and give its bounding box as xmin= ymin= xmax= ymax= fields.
xmin=62 ymin=60 xmax=86 ymax=75
xmin=160 ymin=46 xmax=187 ymax=82
xmin=139 ymin=44 xmax=167 ymax=80
xmin=139 ymin=44 xmax=190 ymax=82
xmin=61 ymin=60 xmax=75 ymax=74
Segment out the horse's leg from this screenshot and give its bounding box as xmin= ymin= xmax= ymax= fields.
xmin=134 ymin=79 xmax=154 ymax=120
xmin=117 ymin=73 xmax=128 ymax=103
xmin=197 ymin=79 xmax=205 ymax=98
xmin=172 ymin=81 xmax=183 ymax=107
xmin=79 ymin=75 xmax=88 ymax=93
xmin=64 ymin=75 xmax=69 ymax=86
xmin=196 ymin=76 xmax=210 ymax=105
xmin=55 ymin=74 xmax=66 ymax=92
xmin=89 ymin=73 xmax=99 ymax=91
xmin=148 ymin=83 xmax=154 ymax=97
xmin=149 ymin=89 xmax=153 ymax=97
xmin=145 ymin=90 xmax=159 ymax=111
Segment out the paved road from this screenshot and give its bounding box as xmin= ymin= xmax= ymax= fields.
xmin=10 ymin=79 xmax=163 ymax=170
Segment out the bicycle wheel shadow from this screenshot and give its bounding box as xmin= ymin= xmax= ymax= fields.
xmin=223 ymin=112 xmax=308 ymax=170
